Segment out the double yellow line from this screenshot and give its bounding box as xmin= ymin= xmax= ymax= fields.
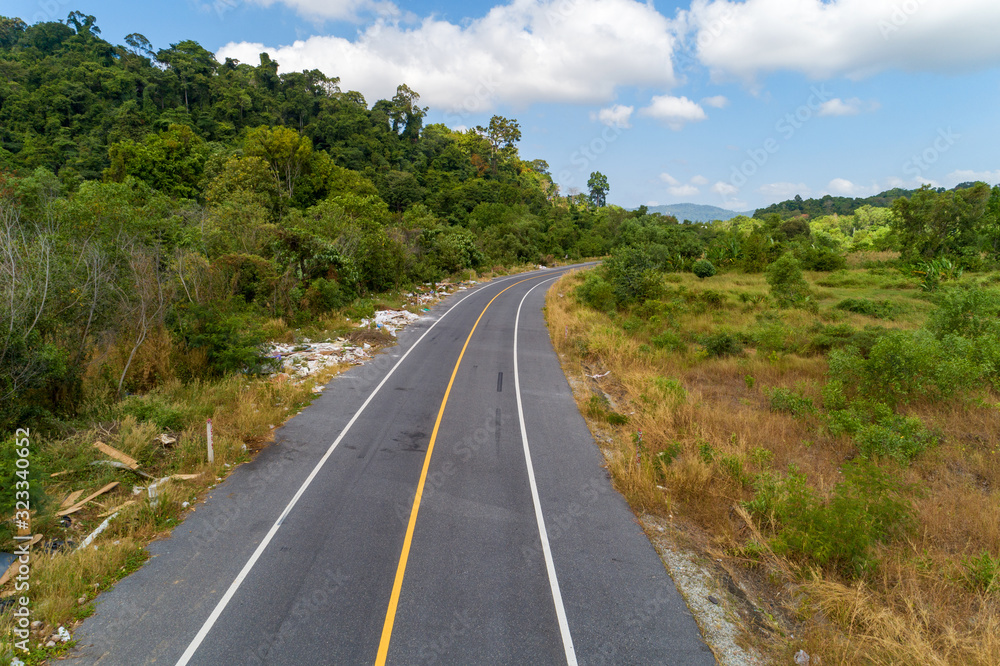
xmin=374 ymin=275 xmax=541 ymax=664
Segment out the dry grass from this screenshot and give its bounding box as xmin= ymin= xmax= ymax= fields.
xmin=546 ymin=267 xmax=1000 ymax=665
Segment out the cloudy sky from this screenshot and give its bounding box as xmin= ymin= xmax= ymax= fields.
xmin=9 ymin=0 xmax=1000 ymax=210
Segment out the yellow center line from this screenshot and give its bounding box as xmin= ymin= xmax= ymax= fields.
xmin=374 ymin=274 xmax=545 ymax=665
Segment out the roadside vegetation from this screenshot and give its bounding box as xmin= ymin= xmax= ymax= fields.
xmin=548 ymin=189 xmax=1000 ymax=664
xmin=0 ymin=12 xmax=630 ymax=662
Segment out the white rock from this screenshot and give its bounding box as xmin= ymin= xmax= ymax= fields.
xmin=794 ymin=650 xmax=810 ymax=665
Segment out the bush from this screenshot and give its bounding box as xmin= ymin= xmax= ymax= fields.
xmin=835 ymin=298 xmax=903 ymax=320
xmin=746 ymin=461 xmax=914 ymax=576
xmin=856 ymin=413 xmax=937 ymax=463
xmin=169 ymin=305 xmax=274 ymax=378
xmin=766 ymin=253 xmax=813 ymax=308
xmin=765 ymin=387 xmax=814 ymax=417
xmin=576 ymin=272 xmax=616 ymax=311
xmin=828 ymin=330 xmax=982 ymax=406
xmin=692 ymin=259 xmax=717 ymax=279
xmin=650 ymin=330 xmax=686 ymax=353
xmin=702 ymin=331 xmax=743 ymax=357
xmin=963 ymin=551 xmax=1000 ymax=594
xmin=927 ymin=287 xmax=1000 ymax=340
xmin=604 ymin=245 xmax=662 ymax=305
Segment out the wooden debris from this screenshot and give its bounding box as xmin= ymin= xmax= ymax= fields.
xmin=56 ymin=482 xmax=120 ymax=517
xmin=60 ymin=490 xmax=84 ymax=509
xmin=94 ymin=441 xmax=139 ymax=470
xmin=98 ymin=501 xmax=135 ymax=518
xmin=50 ymin=470 xmax=70 ymax=478
xmin=170 ymin=473 xmax=201 ymax=481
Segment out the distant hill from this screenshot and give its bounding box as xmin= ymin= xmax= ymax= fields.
xmin=641 ymin=203 xmax=749 ymax=223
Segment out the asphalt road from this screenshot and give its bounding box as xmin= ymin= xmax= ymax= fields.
xmin=69 ymin=265 xmax=715 ymax=665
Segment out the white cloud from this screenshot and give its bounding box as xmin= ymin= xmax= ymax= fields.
xmin=946 ymin=169 xmax=1000 ymax=185
xmin=639 ymin=95 xmax=707 ymax=130
xmin=660 ymin=172 xmax=681 ymax=186
xmin=594 ymin=104 xmax=635 ymax=128
xmin=669 ymin=184 xmax=700 ymax=197
xmin=249 ymin=0 xmax=400 ymax=21
xmin=681 ymin=0 xmax=1000 ymax=82
xmin=701 ymin=95 xmax=729 ymax=109
xmin=218 ymin=0 xmax=677 ymax=110
xmin=691 ymin=174 xmax=709 ymax=185
xmin=817 ymin=97 xmax=879 ymax=116
xmin=712 ymin=181 xmax=738 ymax=197
xmin=759 ymin=182 xmax=810 ymax=200
xmin=824 ymin=178 xmax=882 ymax=197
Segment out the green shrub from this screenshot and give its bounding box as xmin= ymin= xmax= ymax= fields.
xmin=702 ymin=331 xmax=744 ymax=357
xmin=604 ymin=245 xmax=662 ymax=305
xmin=119 ymin=396 xmax=187 ymax=432
xmin=169 ymin=305 xmax=274 ymax=378
xmin=692 ymin=259 xmax=717 ymax=279
xmin=606 ymin=412 xmax=629 ymax=425
xmin=766 ymin=253 xmax=812 ymax=309
xmin=656 ymin=442 xmax=683 ymax=468
xmin=765 ymin=387 xmax=815 ymax=417
xmin=963 ymin=551 xmax=1000 ymax=594
xmin=927 ymin=287 xmax=1000 ymax=340
xmin=829 ymin=330 xmax=982 ymax=407
xmin=835 ymin=298 xmax=903 ymax=320
xmin=699 ymin=290 xmax=725 ymax=308
xmin=650 ymin=330 xmax=687 ymax=353
xmin=746 ymin=461 xmax=915 ymax=576
xmin=576 ymin=272 xmax=616 ymax=311
xmin=855 ymin=414 xmax=937 ymax=463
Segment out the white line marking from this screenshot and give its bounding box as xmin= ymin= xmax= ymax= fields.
xmin=175 ymin=290 xmax=480 ymax=666
xmin=513 ymin=277 xmax=578 ymax=666
xmin=174 ymin=267 xmax=583 ymax=665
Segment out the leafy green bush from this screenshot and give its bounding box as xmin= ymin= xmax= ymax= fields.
xmin=766 ymin=253 xmax=813 ymax=309
xmin=765 ymin=387 xmax=815 ymax=417
xmin=119 ymin=396 xmax=188 ymax=432
xmin=746 ymin=461 xmax=914 ymax=576
xmin=0 ymin=432 xmax=48 ymax=546
xmin=702 ymin=331 xmax=744 ymax=357
xmin=835 ymin=298 xmax=903 ymax=320
xmin=963 ymin=551 xmax=1000 ymax=594
xmin=828 ymin=330 xmax=982 ymax=406
xmin=169 ymin=305 xmax=274 ymax=378
xmin=796 ymin=245 xmax=847 ymax=271
xmin=927 ymin=287 xmax=1000 ymax=340
xmin=855 ymin=414 xmax=937 ymax=463
xmin=650 ymin=330 xmax=687 ymax=353
xmin=692 ymin=259 xmax=717 ymax=279
xmin=576 ymin=272 xmax=616 ymax=311
xmin=604 ymin=245 xmax=662 ymax=305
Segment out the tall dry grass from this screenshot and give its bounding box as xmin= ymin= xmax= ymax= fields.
xmin=546 ymin=268 xmax=1000 ymax=665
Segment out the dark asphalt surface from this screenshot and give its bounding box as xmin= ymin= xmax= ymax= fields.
xmin=68 ymin=265 xmax=715 ymax=665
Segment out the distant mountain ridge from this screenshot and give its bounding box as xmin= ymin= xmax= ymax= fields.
xmin=640 ymin=203 xmax=749 ymax=223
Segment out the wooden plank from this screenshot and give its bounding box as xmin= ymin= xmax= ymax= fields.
xmin=98 ymin=500 xmax=135 ymax=518
xmin=60 ymin=490 xmax=84 ymax=509
xmin=50 ymin=470 xmax=70 ymax=478
xmin=170 ymin=473 xmax=201 ymax=481
xmin=56 ymin=482 xmax=120 ymax=517
xmin=94 ymin=441 xmax=139 ymax=470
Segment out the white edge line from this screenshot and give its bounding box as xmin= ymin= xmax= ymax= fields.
xmin=513 ymin=277 xmax=578 ymax=666
xmin=175 ymin=287 xmax=485 ymax=666
xmin=174 ymin=266 xmax=582 ymax=665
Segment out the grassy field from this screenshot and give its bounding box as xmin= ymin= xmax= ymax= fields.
xmin=546 ymin=263 xmax=1000 ymax=665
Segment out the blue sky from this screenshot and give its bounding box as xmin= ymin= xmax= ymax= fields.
xmin=6 ymin=0 xmax=1000 ymax=211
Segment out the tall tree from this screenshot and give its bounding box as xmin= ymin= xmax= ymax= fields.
xmin=474 ymin=115 xmax=521 ymax=177
xmin=588 ymin=171 xmax=609 ymax=208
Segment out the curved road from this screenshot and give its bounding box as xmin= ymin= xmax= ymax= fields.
xmin=70 ymin=265 xmax=714 ymax=665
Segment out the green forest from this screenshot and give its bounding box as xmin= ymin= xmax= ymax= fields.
xmin=3 ymin=11 xmax=1000 ymax=664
